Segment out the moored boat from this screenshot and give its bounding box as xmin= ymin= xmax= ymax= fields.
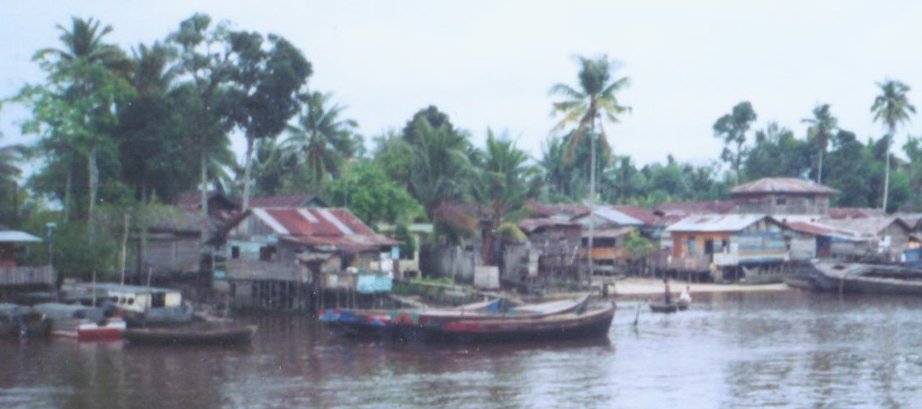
xmin=421 ymin=302 xmax=616 ymax=343
xmin=124 ymin=321 xmax=257 ymax=345
xmin=0 ymin=304 xmax=50 ymax=338
xmin=33 ymin=303 xmax=125 ymax=341
xmin=798 ymin=260 xmax=922 ymax=295
xmin=66 ymin=283 xmax=194 ymax=327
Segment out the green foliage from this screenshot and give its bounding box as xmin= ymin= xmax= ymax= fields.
xmin=19 ymin=211 xmax=118 ymax=284
xmin=495 ymin=222 xmax=527 ymax=242
xmin=714 ymin=101 xmax=757 ymax=183
xmin=394 ymin=223 xmax=416 ymax=260
xmin=324 ymin=160 xmax=423 ymax=225
xmin=744 ymin=123 xmax=812 ymax=181
xmin=285 ymin=91 xmax=360 ymax=193
xmin=624 ymin=230 xmax=654 ymax=258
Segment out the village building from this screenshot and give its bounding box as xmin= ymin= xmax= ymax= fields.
xmin=218 ymin=207 xmax=399 ymax=311
xmin=816 ymin=216 xmax=916 ymax=262
xmin=571 ymin=207 xmax=644 ymax=275
xmin=0 ymin=229 xmax=52 ymax=301
xmin=665 ymin=214 xmax=788 ymax=281
xmin=134 ymin=207 xmax=209 ymax=281
xmin=730 ymin=177 xmax=837 ymax=215
xmin=247 ymin=194 xmax=328 ymax=209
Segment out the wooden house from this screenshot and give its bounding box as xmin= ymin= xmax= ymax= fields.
xmin=0 ymin=229 xmax=52 ymax=300
xmin=665 ymin=214 xmax=788 ymax=280
xmin=134 ymin=207 xmax=208 ymax=279
xmin=817 ymin=217 xmax=915 ymax=261
xmin=517 ymin=218 xmax=582 ymax=283
xmin=248 ymin=194 xmax=328 ymax=209
xmin=779 ymin=219 xmax=866 ymax=260
xmin=220 ymin=207 xmax=399 ymax=311
xmin=730 ymin=177 xmax=837 ymax=215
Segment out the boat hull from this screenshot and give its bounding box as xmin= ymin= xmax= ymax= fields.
xmin=798 ymin=261 xmax=922 ymax=295
xmin=417 ymin=303 xmax=615 ymax=344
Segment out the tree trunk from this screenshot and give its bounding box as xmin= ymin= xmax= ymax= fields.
xmin=63 ymin=157 xmax=73 ymax=222
xmin=242 ymin=134 xmax=255 ymax=211
xmin=817 ymin=148 xmax=824 ymax=184
xmin=883 ymin=149 xmax=891 ymax=212
xmin=200 ymin=149 xmax=209 ymax=245
xmin=119 ymin=211 xmax=130 ymax=285
xmin=587 ymin=117 xmax=596 ymax=288
xmin=87 ymin=148 xmax=98 ymax=242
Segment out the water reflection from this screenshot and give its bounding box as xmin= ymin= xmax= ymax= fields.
xmin=4 ymin=291 xmax=922 ymax=408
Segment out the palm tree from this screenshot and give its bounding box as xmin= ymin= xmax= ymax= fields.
xmin=713 ymin=101 xmax=757 ymax=184
xmin=871 ymin=80 xmax=915 ymax=211
xmin=549 ymin=55 xmax=630 ymax=282
xmin=472 ymin=130 xmax=538 ymax=264
xmin=0 ymin=144 xmax=25 ymax=224
xmin=801 ymin=104 xmax=837 ymax=184
xmin=33 ymin=17 xmax=129 ymax=224
xmin=404 ymin=115 xmax=473 ymax=221
xmin=285 ymin=91 xmax=358 ymax=193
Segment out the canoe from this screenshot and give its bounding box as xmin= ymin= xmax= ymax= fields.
xmin=648 ymin=303 xmax=678 ymax=313
xmin=421 ymin=302 xmax=616 ymax=343
xmin=125 ymin=321 xmax=257 ymax=345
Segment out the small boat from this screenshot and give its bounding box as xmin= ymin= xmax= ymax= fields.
xmin=33 ymin=303 xmax=126 ymax=341
xmin=124 ymin=321 xmax=257 ymax=345
xmin=648 ymin=303 xmax=678 ymax=313
xmin=0 ymin=304 xmax=50 ymax=338
xmin=66 ymin=283 xmax=194 ymax=327
xmin=800 ymin=261 xmax=922 ymax=295
xmin=421 ymin=302 xmax=616 ymax=343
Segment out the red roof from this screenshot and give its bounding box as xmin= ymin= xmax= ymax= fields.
xmin=248 ymin=208 xmax=398 ymax=252
xmin=730 ymin=177 xmax=838 ymax=195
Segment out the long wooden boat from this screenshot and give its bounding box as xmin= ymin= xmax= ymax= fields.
xmin=797 ymin=261 xmax=922 ymax=295
xmin=33 ymin=303 xmax=126 ymax=341
xmin=0 ymin=304 xmax=50 ymax=338
xmin=124 ymin=321 xmax=257 ymax=345
xmin=420 ymin=302 xmax=616 ymax=344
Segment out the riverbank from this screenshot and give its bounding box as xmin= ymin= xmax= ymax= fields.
xmin=609 ymin=277 xmax=789 ymax=298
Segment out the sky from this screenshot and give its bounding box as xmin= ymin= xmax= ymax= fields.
xmin=4 ymin=0 xmax=922 ymax=171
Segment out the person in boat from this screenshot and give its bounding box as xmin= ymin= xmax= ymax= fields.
xmin=663 ymin=278 xmax=672 ymax=305
xmin=679 ymin=285 xmax=692 ymax=305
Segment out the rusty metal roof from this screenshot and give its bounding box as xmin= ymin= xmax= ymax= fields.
xmin=654 ymin=200 xmax=736 ymax=216
xmin=518 ymin=218 xmax=580 ymax=233
xmin=248 ymin=208 xmax=398 ymax=251
xmin=613 ymin=205 xmax=662 ymax=226
xmin=783 ymin=221 xmax=863 ymax=240
xmin=818 ymin=217 xmax=910 ymax=237
xmin=730 ymin=177 xmax=838 ymax=195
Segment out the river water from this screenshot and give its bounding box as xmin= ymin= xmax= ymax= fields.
xmin=3 ymin=289 xmax=922 ymax=408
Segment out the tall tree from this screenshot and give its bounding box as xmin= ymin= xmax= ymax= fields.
xmin=167 ymin=13 xmax=236 ymax=224
xmin=744 ymin=122 xmax=812 ymax=180
xmin=549 ymin=55 xmax=630 ymax=282
xmin=29 ymin=17 xmax=131 ymax=224
xmin=0 ymin=143 xmax=25 ymax=225
xmin=801 ymin=104 xmax=837 ymax=183
xmin=226 ymin=31 xmax=311 ymax=210
xmin=871 ymin=80 xmax=915 ymax=212
xmin=713 ymin=101 xmax=757 ymax=184
xmin=284 ymin=91 xmax=359 ymax=193
xmin=403 ymin=111 xmax=473 ymax=220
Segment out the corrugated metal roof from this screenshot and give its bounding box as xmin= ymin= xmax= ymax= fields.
xmin=613 ymin=205 xmax=662 ymax=226
xmin=583 ymin=227 xmax=635 ymax=239
xmin=730 ymin=177 xmax=838 ymax=195
xmin=783 ymin=221 xmax=863 ymax=240
xmin=518 ymin=218 xmax=580 ymax=233
xmin=828 ymin=207 xmax=884 ymax=219
xmin=0 ymin=230 xmax=42 ymax=243
xmin=585 ymin=207 xmax=644 ymax=226
xmin=248 ymin=208 xmax=397 ymax=252
xmin=818 ymin=217 xmax=909 ymax=237
xmin=664 ymin=214 xmax=770 ymax=233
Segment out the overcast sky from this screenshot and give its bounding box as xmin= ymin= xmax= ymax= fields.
xmin=4 ymin=1 xmax=922 ymax=170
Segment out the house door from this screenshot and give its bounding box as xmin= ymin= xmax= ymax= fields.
xmin=704 ymin=240 xmax=715 ymax=260
xmin=817 ymin=237 xmax=831 ymax=258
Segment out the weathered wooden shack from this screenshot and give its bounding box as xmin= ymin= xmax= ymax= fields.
xmin=517 ymin=218 xmax=582 ymax=284
xmin=665 ymin=214 xmax=788 ymax=281
xmin=731 ymin=177 xmax=837 ymax=215
xmin=817 ymin=217 xmax=915 ymax=261
xmin=0 ymin=229 xmax=52 ymax=300
xmin=134 ymin=207 xmax=208 ymax=279
xmin=219 ymin=207 xmax=399 ymax=311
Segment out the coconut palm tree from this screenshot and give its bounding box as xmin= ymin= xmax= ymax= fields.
xmin=549 ymin=55 xmax=630 ymax=282
xmin=472 ymin=130 xmax=539 ymax=264
xmin=871 ymin=80 xmax=915 ymax=211
xmin=284 ymin=91 xmax=358 ymax=193
xmin=802 ymin=104 xmax=837 ymax=184
xmin=33 ymin=17 xmax=129 ymax=224
xmin=404 ymin=114 xmax=473 ymax=221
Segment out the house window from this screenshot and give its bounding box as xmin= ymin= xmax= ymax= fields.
xmin=775 ymin=196 xmax=787 ymax=205
xmin=231 ymin=246 xmax=240 ymax=259
xmin=259 ymin=246 xmax=276 ymax=261
xmin=687 ymin=237 xmax=697 ymax=255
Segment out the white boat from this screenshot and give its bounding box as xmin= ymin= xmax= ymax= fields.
xmin=33 ymin=303 xmax=126 ymax=341
xmin=67 ymin=283 xmax=194 ymax=327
